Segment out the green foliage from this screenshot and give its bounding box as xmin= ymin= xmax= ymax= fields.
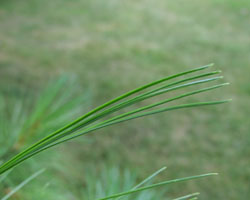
xmin=79 ymin=166 xmax=212 ymax=200
xmin=0 ymin=75 xmax=89 ymax=157
xmin=0 ymin=0 xmax=247 ymax=198
xmin=1 ymin=169 xmax=44 ymax=200
xmin=0 ymin=65 xmax=229 ymax=199
xmin=0 ymin=64 xmax=229 ymax=175
xmin=99 ymin=173 xmax=216 ymax=200
xmin=81 ymin=166 xmax=166 ymax=200
xmin=0 ymin=76 xmax=90 ymax=199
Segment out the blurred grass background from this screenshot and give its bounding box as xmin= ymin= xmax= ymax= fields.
xmin=0 ymin=0 xmax=249 ymax=199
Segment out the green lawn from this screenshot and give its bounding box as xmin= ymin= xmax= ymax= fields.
xmin=0 ymin=0 xmax=249 ymax=199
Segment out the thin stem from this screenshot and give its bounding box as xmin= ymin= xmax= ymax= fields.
xmin=98 ymin=173 xmax=217 ymax=200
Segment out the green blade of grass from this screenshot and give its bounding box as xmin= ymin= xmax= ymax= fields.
xmin=121 ymin=70 xmax=221 ymax=101
xmin=0 ymin=65 xmax=212 ymax=174
xmin=1 ymin=100 xmax=229 ymax=174
xmin=131 ymin=166 xmax=167 ymax=189
xmin=40 ymin=76 xmax=224 ymax=148
xmin=98 ymin=173 xmax=217 ymax=200
xmin=103 ymin=83 xmax=229 ymax=124
xmin=65 ymin=74 xmax=222 ymax=135
xmin=58 ymin=100 xmax=231 ymax=143
xmin=1 ymin=65 xmax=229 ymax=175
xmin=0 ymin=92 xmax=230 ymax=174
xmin=92 ymin=71 xmax=222 ymax=122
xmin=57 ymin=82 xmax=227 ymax=143
xmin=84 ymin=80 xmax=226 ymax=128
xmin=116 ymin=166 xmax=167 ymax=200
xmin=1 ymin=75 xmax=216 ymax=168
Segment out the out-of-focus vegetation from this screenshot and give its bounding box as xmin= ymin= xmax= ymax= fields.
xmin=0 ymin=77 xmax=91 ymax=199
xmin=0 ymin=0 xmax=249 ymax=199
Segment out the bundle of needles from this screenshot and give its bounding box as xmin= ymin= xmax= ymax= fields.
xmin=0 ymin=64 xmax=230 ymax=175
